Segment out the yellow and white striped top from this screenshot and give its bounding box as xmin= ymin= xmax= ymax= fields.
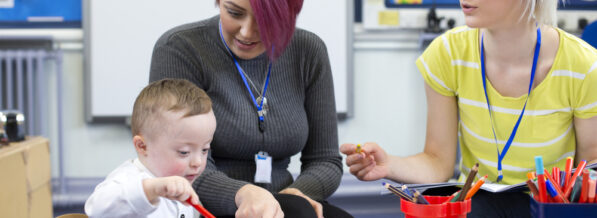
xmin=416 ymin=26 xmax=597 ymax=185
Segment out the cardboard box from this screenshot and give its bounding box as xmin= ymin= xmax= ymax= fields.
xmin=0 ymin=137 xmax=52 ymax=218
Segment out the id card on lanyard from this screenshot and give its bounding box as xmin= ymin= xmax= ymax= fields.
xmin=219 ymin=20 xmax=273 ymax=184
xmin=480 ymin=27 xmax=541 ymax=182
xmin=254 ymin=151 xmax=272 ymax=183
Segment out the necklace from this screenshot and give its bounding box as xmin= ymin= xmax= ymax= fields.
xmin=237 ymin=63 xmax=270 ymax=116
xmin=219 ymin=20 xmax=272 ymax=132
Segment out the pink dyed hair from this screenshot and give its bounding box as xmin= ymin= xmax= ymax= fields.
xmin=249 ymin=0 xmax=304 ymax=61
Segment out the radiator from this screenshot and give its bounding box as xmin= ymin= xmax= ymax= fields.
xmin=0 ymin=49 xmax=62 ymax=137
xmin=0 ymin=48 xmax=67 ymax=196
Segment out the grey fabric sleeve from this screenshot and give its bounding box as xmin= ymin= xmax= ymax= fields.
xmin=285 ymin=34 xmax=343 ymax=200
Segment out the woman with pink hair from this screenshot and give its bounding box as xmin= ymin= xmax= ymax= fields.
xmin=150 ymin=0 xmax=352 ymax=217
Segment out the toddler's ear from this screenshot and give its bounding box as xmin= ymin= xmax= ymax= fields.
xmin=133 ymin=135 xmax=148 ymax=156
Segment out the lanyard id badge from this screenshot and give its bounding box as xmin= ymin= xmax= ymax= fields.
xmin=219 ymin=20 xmax=271 ymax=132
xmin=480 ymin=27 xmax=541 ymax=182
xmin=254 ymin=151 xmax=272 ymax=183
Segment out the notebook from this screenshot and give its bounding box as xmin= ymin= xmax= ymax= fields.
xmin=403 ymin=162 xmax=597 ymax=193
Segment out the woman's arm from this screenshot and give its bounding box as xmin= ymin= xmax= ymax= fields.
xmin=574 ymin=116 xmax=597 ymax=165
xmin=385 ymin=83 xmax=459 ymax=183
xmin=284 ymin=32 xmax=343 ymax=201
xmin=572 ymin=55 xmax=597 ymax=166
xmin=149 ymin=34 xmax=202 ymax=83
xmin=342 ymin=83 xmax=459 ymax=184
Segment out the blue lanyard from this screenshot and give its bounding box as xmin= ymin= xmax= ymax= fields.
xmin=219 ymin=21 xmax=271 ymax=132
xmin=480 ymin=27 xmax=541 ymax=183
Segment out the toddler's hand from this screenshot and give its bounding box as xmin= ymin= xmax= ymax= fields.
xmin=143 ymin=176 xmax=199 ymax=206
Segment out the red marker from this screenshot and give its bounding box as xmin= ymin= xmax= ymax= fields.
xmin=588 ymin=179 xmax=596 ymax=203
xmin=552 ymin=167 xmax=560 ymax=189
xmin=545 ymin=179 xmax=561 ymax=203
xmin=536 ymin=156 xmax=548 ymax=203
xmin=580 ymin=169 xmax=590 ymax=203
xmin=186 ymin=197 xmax=215 ymax=218
xmin=564 ymin=157 xmax=573 ymax=191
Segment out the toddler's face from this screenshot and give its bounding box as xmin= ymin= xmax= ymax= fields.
xmin=144 ymin=110 xmax=216 ymax=182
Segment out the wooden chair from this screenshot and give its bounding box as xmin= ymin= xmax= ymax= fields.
xmin=55 ymin=213 xmax=88 ymax=218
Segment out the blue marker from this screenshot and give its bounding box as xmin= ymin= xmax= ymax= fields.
xmin=535 ymin=156 xmax=544 ymax=176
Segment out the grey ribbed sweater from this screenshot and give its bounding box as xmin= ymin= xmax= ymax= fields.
xmin=149 ymin=16 xmax=342 ymax=215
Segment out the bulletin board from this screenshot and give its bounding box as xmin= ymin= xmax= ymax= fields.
xmin=561 ymin=0 xmax=597 ymax=10
xmin=385 ymin=0 xmax=460 ymax=8
xmin=385 ymin=0 xmax=597 ymax=9
xmin=0 ymin=0 xmax=81 ymax=28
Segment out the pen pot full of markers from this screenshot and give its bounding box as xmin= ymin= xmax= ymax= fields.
xmin=400 ymin=195 xmax=471 ymax=218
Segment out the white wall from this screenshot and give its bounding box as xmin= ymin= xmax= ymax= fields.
xmin=47 ymin=30 xmax=428 ymax=178
xmin=38 ymin=7 xmax=597 ymax=179
xmin=338 ymin=46 xmax=427 ymax=158
xmin=53 ymin=50 xmax=137 ymax=177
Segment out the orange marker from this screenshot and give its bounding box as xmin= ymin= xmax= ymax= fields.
xmin=564 ymin=160 xmax=587 ymax=199
xmin=544 ymin=169 xmax=560 ymax=190
xmin=564 ymin=157 xmax=573 ymax=190
xmin=545 ymin=179 xmax=567 ymax=203
xmin=465 ymin=175 xmax=487 ymax=200
xmin=549 ymin=178 xmax=569 ymax=203
xmin=527 ymin=172 xmax=536 ymax=180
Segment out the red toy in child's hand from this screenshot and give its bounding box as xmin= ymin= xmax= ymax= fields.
xmin=186 ymin=197 xmax=215 ymax=218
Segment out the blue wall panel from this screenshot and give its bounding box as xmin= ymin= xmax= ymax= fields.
xmin=0 ymin=0 xmax=81 ymax=28
xmin=385 ymin=0 xmax=597 ymax=9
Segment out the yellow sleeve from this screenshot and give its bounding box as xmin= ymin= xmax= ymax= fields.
xmin=574 ymin=65 xmax=597 ymax=119
xmin=416 ymin=34 xmax=456 ymax=97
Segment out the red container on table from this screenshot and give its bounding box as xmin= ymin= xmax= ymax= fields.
xmin=400 ymin=195 xmax=472 ymax=218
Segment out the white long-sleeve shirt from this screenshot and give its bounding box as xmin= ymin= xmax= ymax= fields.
xmin=85 ymin=158 xmax=198 ymax=218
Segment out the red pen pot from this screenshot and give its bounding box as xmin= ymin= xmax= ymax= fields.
xmin=400 ymin=195 xmax=472 ymax=218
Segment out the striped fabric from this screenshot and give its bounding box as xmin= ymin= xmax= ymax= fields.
xmin=416 ymin=26 xmax=597 ymax=185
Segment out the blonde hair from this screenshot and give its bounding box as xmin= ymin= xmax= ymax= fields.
xmin=131 ymin=79 xmax=212 ymax=136
xmin=521 ymin=0 xmax=562 ymax=26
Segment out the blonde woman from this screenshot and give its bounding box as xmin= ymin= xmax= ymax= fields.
xmin=342 ymin=0 xmax=597 ymax=216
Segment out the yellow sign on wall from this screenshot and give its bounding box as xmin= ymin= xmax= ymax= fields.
xmin=394 ymin=0 xmax=422 ymax=4
xmin=378 ymin=10 xmax=400 ymax=26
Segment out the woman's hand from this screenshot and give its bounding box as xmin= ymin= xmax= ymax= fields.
xmin=235 ymin=184 xmax=283 ymax=218
xmin=279 ymin=188 xmax=323 ymax=218
xmin=340 ymin=142 xmax=390 ymax=181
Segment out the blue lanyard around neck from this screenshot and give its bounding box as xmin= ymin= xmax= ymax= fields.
xmin=480 ymin=27 xmax=541 ymax=183
xmin=219 ymin=20 xmax=271 ymax=128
